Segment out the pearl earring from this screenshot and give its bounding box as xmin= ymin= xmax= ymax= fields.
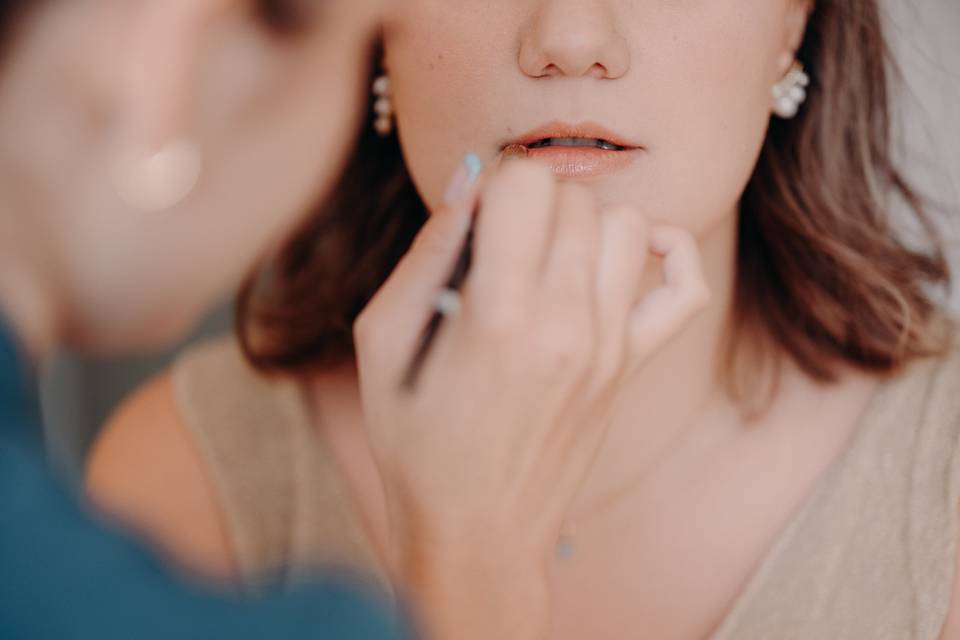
xmin=114 ymin=138 xmax=203 ymax=213
xmin=772 ymin=61 xmax=810 ymax=120
xmin=372 ymin=74 xmax=394 ymax=137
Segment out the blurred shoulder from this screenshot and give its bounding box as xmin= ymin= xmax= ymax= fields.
xmin=85 ymin=341 xmax=244 ymax=580
xmin=88 ymin=335 xmax=313 ymax=583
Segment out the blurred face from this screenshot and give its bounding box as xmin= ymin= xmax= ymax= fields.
xmin=383 ymin=0 xmax=810 ymax=230
xmin=0 ymin=0 xmax=384 ymax=351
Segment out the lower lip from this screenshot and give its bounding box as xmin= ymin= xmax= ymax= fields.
xmin=523 ymin=146 xmax=640 ymax=179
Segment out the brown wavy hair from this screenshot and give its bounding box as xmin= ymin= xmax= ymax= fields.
xmin=237 ymin=1 xmax=952 ymax=396
xmin=0 ymin=0 xmax=33 ymax=60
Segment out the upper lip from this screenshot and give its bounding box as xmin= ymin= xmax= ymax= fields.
xmin=502 ymin=121 xmax=642 ymax=151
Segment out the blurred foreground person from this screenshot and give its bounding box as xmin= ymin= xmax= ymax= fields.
xmin=0 ymin=1 xmax=621 ymax=638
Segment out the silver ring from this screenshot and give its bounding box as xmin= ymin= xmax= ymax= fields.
xmin=433 ymin=288 xmax=463 ymax=317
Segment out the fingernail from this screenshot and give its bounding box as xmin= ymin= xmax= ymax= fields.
xmin=443 ymin=152 xmax=483 ymax=207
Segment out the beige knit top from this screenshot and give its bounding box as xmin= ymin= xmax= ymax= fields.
xmin=171 ymin=336 xmax=960 ymax=639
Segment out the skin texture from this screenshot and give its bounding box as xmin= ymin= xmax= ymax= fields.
xmin=384 ymin=0 xmax=805 ymax=226
xmin=86 ymin=1 xmax=960 ymax=639
xmin=3 ymin=1 xmax=659 ymax=638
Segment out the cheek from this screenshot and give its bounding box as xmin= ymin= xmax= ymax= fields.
xmin=384 ymin=0 xmax=790 ymax=231
xmin=637 ymin=6 xmax=785 ymax=233
xmin=386 ymin=3 xmax=514 ymax=212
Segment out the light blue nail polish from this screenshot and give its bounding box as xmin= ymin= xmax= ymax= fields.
xmin=444 ymin=152 xmax=484 ymax=206
xmin=464 ymin=152 xmax=483 ymax=184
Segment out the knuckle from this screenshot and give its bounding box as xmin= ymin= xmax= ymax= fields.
xmin=685 ymin=280 xmax=712 ymax=311
xmin=650 ymin=223 xmax=688 ymax=255
xmin=532 ymin=319 xmax=594 ymax=371
xmin=473 ymin=300 xmax=529 ymax=338
xmin=676 ymin=228 xmax=700 ymax=253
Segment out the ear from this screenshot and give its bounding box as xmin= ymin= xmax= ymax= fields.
xmin=777 ymin=0 xmax=814 ymax=76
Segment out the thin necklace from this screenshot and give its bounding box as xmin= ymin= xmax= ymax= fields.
xmin=554 ymin=405 xmax=717 ymax=562
xmin=555 ymin=462 xmax=660 ymax=562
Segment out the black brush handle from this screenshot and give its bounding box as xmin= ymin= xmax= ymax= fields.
xmin=399 ymin=210 xmax=477 ymax=391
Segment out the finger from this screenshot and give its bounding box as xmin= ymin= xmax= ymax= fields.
xmin=628 ymin=225 xmax=710 ymax=360
xmin=533 ymin=183 xmax=601 ymax=388
xmin=354 ymin=167 xmax=480 ymax=362
xmin=591 ymin=204 xmax=649 ymax=385
xmin=468 ymin=160 xmax=557 ymax=313
xmin=539 ymin=182 xmax=601 ymax=310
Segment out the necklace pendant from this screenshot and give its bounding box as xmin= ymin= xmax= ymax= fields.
xmin=555 ymin=536 xmax=576 ymax=561
xmin=555 ymin=520 xmax=578 ymax=561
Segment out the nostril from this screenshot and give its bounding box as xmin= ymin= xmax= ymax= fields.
xmin=517 ymin=17 xmax=631 ymax=81
xmin=540 ymin=63 xmax=562 ymax=78
xmin=588 ymin=63 xmax=609 ymax=79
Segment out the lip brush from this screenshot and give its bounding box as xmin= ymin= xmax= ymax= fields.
xmin=399 ymin=145 xmax=529 ymax=391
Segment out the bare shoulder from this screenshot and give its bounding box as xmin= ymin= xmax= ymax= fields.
xmin=85 ymin=371 xmax=237 ymax=581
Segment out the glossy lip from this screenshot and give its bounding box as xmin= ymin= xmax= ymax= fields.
xmin=501 ymin=121 xmax=643 ymax=179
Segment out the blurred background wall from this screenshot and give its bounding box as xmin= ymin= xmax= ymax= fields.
xmin=885 ymin=0 xmax=960 ymax=286
xmin=38 ymin=0 xmax=960 ymax=481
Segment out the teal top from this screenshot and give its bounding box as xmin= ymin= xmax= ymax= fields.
xmin=0 ymin=319 xmax=415 ymax=640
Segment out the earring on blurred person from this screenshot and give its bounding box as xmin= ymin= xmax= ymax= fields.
xmin=772 ymin=61 xmax=810 ymax=120
xmin=114 ymin=139 xmax=203 ymax=213
xmin=372 ymin=74 xmax=394 ymax=137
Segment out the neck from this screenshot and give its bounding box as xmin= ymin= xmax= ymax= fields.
xmin=571 ymin=215 xmax=741 ymax=507
xmin=0 ymin=212 xmax=61 ymax=366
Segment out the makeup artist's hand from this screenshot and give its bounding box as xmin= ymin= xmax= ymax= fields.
xmin=353 ymin=159 xmax=709 ymax=640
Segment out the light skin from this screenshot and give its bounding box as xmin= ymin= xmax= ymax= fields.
xmin=0 ymin=1 xmax=674 ymax=639
xmin=0 ymin=0 xmax=380 ymax=357
xmin=86 ymin=1 xmax=960 ymax=639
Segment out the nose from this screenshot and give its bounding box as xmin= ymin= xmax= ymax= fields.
xmin=519 ymin=0 xmax=630 ymax=80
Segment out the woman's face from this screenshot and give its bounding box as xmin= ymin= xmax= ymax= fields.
xmin=384 ymin=0 xmax=810 ymax=235
xmin=0 ymin=0 xmax=384 ymax=351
